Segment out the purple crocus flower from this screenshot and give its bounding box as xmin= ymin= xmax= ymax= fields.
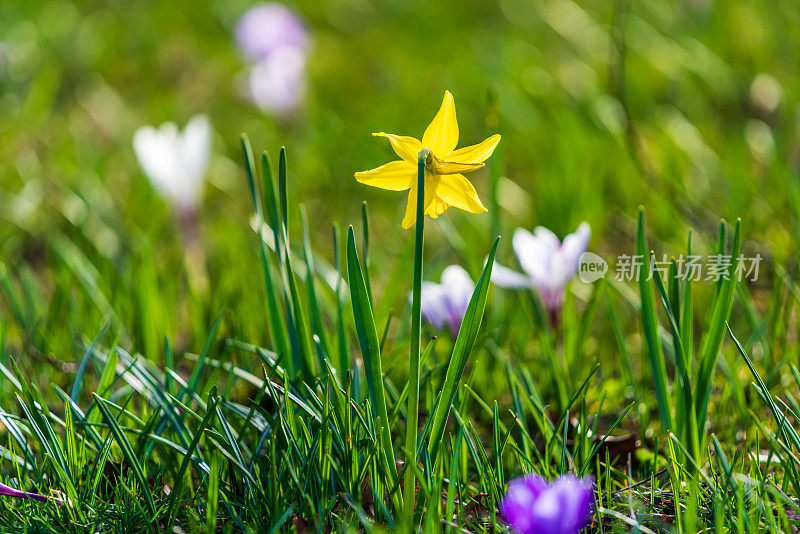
xmin=235 ymin=3 xmax=310 ymax=116
xmin=247 ymin=45 xmax=307 ymax=116
xmin=0 ymin=481 xmax=58 ymax=503
xmin=235 ymin=3 xmax=309 ymax=62
xmin=491 ymin=223 xmax=590 ymax=318
xmin=419 ymin=265 xmax=475 ymax=338
xmin=500 ymin=474 xmax=594 ymax=534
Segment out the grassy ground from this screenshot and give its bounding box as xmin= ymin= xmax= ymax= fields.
xmin=2 ymin=0 xmax=800 ymax=532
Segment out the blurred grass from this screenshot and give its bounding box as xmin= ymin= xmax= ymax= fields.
xmin=3 ymin=0 xmax=799 ymax=244
xmin=0 ymin=0 xmax=797 ymax=410
xmin=2 ymin=0 xmax=800 ymax=530
xmin=0 ymin=0 xmax=796 ymax=437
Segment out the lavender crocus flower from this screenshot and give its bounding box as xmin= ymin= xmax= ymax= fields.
xmin=419 ymin=265 xmax=475 ymax=338
xmin=0 ymin=481 xmax=58 ymax=503
xmin=247 ymin=45 xmax=307 ymax=115
xmin=235 ymin=3 xmax=309 ymax=116
xmin=235 ymin=3 xmax=309 ymax=62
xmin=500 ymin=474 xmax=594 ymax=534
xmin=491 ymin=223 xmax=590 ymax=317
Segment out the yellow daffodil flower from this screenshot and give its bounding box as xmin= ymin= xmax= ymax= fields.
xmin=355 ymin=90 xmax=501 ymax=229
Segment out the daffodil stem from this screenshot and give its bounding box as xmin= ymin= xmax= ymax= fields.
xmin=402 ymin=152 xmax=426 ymax=523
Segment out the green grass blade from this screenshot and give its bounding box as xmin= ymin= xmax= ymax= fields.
xmin=70 ymin=322 xmax=109 ymax=402
xmin=240 ymin=136 xmax=291 ymax=367
xmin=206 ymin=450 xmax=220 ymax=533
xmin=681 ymin=231 xmax=694 ymax=368
xmin=93 ymin=393 xmax=157 ymax=518
xmin=652 ymin=257 xmax=698 ymax=461
xmin=300 ymin=205 xmax=330 ymax=367
xmin=345 ymin=226 xmax=396 ymax=476
xmin=728 ymin=324 xmax=800 ymax=450
xmin=166 ymin=387 xmax=219 ymax=531
xmin=274 ymin=148 xmax=315 ymax=379
xmin=694 ymin=218 xmax=741 ymax=431
xmin=361 ymin=201 xmax=373 ymax=304
xmin=332 ymin=223 xmax=350 ymax=374
xmin=427 ymin=237 xmax=499 ymax=465
xmin=185 ymin=311 xmax=224 ymax=397
xmin=636 ymin=208 xmax=673 ymax=434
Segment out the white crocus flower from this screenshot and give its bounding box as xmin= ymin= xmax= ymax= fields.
xmin=132 ymin=114 xmax=212 ymax=211
xmin=492 ymin=222 xmax=591 ymax=317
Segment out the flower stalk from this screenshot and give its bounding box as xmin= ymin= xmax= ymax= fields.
xmin=402 ymin=149 xmax=428 ymax=522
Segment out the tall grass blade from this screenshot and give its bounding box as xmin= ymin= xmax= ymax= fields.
xmin=427 ymin=238 xmax=499 ymax=465
xmin=166 ymin=387 xmax=219 ymax=531
xmin=240 ymin=136 xmax=291 ymax=366
xmin=636 ymin=208 xmax=673 ymax=434
xmin=694 ymin=219 xmax=741 ymax=432
xmin=93 ymin=393 xmax=157 ymax=518
xmin=345 ymin=227 xmax=396 ymax=475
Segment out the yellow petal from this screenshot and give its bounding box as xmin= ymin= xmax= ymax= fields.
xmin=402 ymin=174 xmax=442 ymax=227
xmin=422 ymin=174 xmax=448 ymax=218
xmin=422 ymin=90 xmax=459 ymax=155
xmin=435 ymin=173 xmax=487 ymax=214
xmin=443 ymin=134 xmax=501 ymax=164
xmin=372 ymin=133 xmax=422 ymax=163
xmin=355 ymin=160 xmax=416 ymax=191
xmin=428 ymin=153 xmax=484 ymax=175
xmin=424 ymin=175 xmax=437 ymax=209
xmin=401 ymin=186 xmax=418 ymax=229
xmin=425 ymin=196 xmax=450 ymax=218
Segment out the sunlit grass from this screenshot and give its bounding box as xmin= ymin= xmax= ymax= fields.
xmin=2 ymin=0 xmax=800 ymax=532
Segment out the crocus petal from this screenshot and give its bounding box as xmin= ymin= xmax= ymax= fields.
xmin=418 ymin=265 xmax=475 ymax=337
xmin=556 ymin=222 xmax=591 ymax=276
xmin=440 ymin=265 xmax=475 ymax=298
xmin=512 ymin=227 xmax=557 ymax=285
xmin=180 ymin=114 xmax=212 ymax=189
xmin=532 ymin=226 xmax=562 ymax=257
xmin=500 ymin=477 xmax=542 ymax=534
xmin=436 ymin=173 xmax=487 ymax=214
xmin=420 ymin=282 xmax=447 ymax=330
xmin=401 ymin=186 xmax=418 ymax=229
xmin=133 ymin=124 xmax=179 ymax=195
xmin=490 ymin=262 xmax=531 ymax=288
xmin=521 ymin=473 xmax=550 ymax=497
xmin=422 ymin=90 xmax=459 ymax=155
xmin=501 ymin=474 xmax=593 ymax=534
xmin=235 ymin=3 xmax=308 ymax=61
xmin=248 ymin=46 xmax=307 ymax=115
xmin=133 ymin=115 xmax=212 ymax=210
xmin=440 ymin=265 xmax=475 ymax=336
xmin=372 ymin=132 xmax=423 ymax=163
xmin=549 ymin=475 xmax=594 ymax=533
xmin=355 ymin=160 xmax=416 ymax=191
xmin=444 ymin=133 xmax=501 ymax=164
xmin=549 ymin=222 xmax=590 ymax=288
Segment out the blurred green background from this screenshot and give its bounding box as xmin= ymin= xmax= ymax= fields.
xmin=1 ymin=0 xmax=799 ymax=371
